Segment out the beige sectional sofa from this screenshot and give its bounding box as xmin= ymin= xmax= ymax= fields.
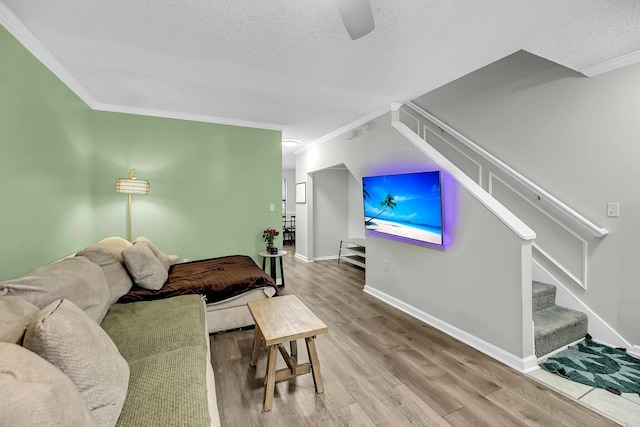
xmin=0 ymin=236 xmax=274 ymax=427
xmin=75 ymin=236 xmax=277 ymax=334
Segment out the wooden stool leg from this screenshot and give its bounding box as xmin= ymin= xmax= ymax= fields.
xmin=290 ymin=340 xmax=297 ymax=358
xmin=250 ymin=326 xmax=262 ymax=367
xmin=263 ymin=345 xmax=278 ymax=412
xmin=305 ymin=337 xmax=324 ymax=393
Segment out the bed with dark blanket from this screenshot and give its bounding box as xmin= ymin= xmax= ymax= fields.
xmin=118 ymin=255 xmax=277 ymax=304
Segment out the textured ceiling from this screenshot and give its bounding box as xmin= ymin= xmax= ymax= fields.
xmin=1 ymin=0 xmax=639 ymax=168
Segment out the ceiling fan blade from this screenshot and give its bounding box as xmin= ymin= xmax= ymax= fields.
xmin=336 ymin=0 xmax=375 ymax=40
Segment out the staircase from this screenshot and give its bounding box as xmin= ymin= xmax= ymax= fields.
xmin=533 ymin=281 xmax=588 ymax=358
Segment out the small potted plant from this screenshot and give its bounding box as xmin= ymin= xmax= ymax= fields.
xmin=263 ymin=228 xmax=280 ymax=254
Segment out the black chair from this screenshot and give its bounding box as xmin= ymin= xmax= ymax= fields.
xmin=282 ymin=216 xmax=289 ymax=243
xmin=284 ymin=215 xmax=296 ymax=244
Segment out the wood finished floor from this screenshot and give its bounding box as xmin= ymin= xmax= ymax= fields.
xmin=210 ymin=246 xmax=619 ymax=427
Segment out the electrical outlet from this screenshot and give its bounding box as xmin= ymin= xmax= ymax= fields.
xmin=607 ymin=203 xmax=620 ymax=218
xmin=269 ymin=204 xmax=275 ymax=212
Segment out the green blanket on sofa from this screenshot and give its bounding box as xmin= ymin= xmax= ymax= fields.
xmin=101 ymin=295 xmax=211 ymax=427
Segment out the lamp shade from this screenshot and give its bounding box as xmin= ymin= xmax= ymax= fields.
xmin=115 ymin=169 xmax=150 ymax=195
xmin=116 ymin=178 xmax=150 ymax=194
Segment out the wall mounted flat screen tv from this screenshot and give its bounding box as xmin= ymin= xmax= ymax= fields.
xmin=362 ymin=171 xmax=443 ymax=246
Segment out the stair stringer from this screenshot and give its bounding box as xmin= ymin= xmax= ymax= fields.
xmin=533 ymin=259 xmax=635 ymax=353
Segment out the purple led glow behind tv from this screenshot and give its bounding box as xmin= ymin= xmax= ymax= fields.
xmin=362 ymin=171 xmax=443 ymax=245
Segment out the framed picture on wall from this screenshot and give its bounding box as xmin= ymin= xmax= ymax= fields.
xmin=295 ymin=182 xmax=306 ymax=204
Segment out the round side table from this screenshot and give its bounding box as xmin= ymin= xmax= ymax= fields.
xmin=259 ymin=250 xmax=287 ymax=287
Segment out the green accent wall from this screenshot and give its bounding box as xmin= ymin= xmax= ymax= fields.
xmin=0 ymin=26 xmax=95 ymax=279
xmin=90 ymin=112 xmax=282 ymax=264
xmin=0 ymin=25 xmax=282 ymax=280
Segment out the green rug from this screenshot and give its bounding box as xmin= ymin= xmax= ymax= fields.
xmin=540 ymin=338 xmax=640 ymax=395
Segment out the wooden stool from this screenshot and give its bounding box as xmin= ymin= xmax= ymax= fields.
xmin=248 ymin=295 xmax=328 ymax=412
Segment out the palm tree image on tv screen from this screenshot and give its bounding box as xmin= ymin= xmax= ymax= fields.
xmin=362 ymin=171 xmax=443 ymax=245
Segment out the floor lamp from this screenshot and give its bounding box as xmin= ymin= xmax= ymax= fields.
xmin=116 ymin=169 xmax=150 ymax=242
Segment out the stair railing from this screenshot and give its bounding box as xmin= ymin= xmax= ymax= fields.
xmin=390 ymin=106 xmax=536 ymax=241
xmin=405 ymin=102 xmax=609 ymax=238
xmin=401 ymin=102 xmax=609 ymax=290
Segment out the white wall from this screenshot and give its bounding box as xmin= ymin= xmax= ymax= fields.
xmin=296 ymin=112 xmax=533 ymax=362
xmin=312 ymin=168 xmax=349 ymax=258
xmin=412 ymin=50 xmax=640 ymax=346
xmin=282 ymin=168 xmax=296 ymax=217
xmin=347 ymin=172 xmax=365 ymax=239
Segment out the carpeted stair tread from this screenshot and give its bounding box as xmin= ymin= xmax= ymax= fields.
xmin=533 ymin=305 xmax=588 ymax=358
xmin=532 ymin=281 xmax=557 ymax=312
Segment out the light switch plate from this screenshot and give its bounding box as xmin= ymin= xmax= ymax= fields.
xmin=607 ymin=203 xmax=620 ymax=218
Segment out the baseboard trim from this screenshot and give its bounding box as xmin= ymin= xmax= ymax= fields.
xmin=363 ymin=285 xmax=538 ymax=373
xmin=313 ymin=255 xmax=338 ymax=261
xmin=294 ymin=253 xmax=312 ymax=262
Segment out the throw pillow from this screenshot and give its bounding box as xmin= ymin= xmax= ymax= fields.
xmin=134 ymin=236 xmax=177 ymax=270
xmin=122 ymin=243 xmax=168 ymax=290
xmin=97 ymin=236 xmax=132 ymax=254
xmin=23 ymin=299 xmax=129 ymax=427
xmin=76 ymin=238 xmax=134 ymax=304
xmin=0 ymin=257 xmax=111 ymax=323
xmin=0 ymin=342 xmax=98 ymax=427
xmin=0 ymin=296 xmax=40 ymax=344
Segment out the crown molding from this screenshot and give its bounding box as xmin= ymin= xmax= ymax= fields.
xmin=0 ymin=5 xmax=285 ymax=132
xmin=0 ymin=3 xmax=97 ymax=106
xmin=580 ymin=49 xmax=640 ymax=77
xmin=294 ymin=102 xmax=399 ymax=155
xmin=92 ymin=102 xmax=285 ymax=131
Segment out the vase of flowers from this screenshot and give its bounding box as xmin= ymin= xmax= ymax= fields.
xmin=263 ymin=228 xmax=280 ymax=254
